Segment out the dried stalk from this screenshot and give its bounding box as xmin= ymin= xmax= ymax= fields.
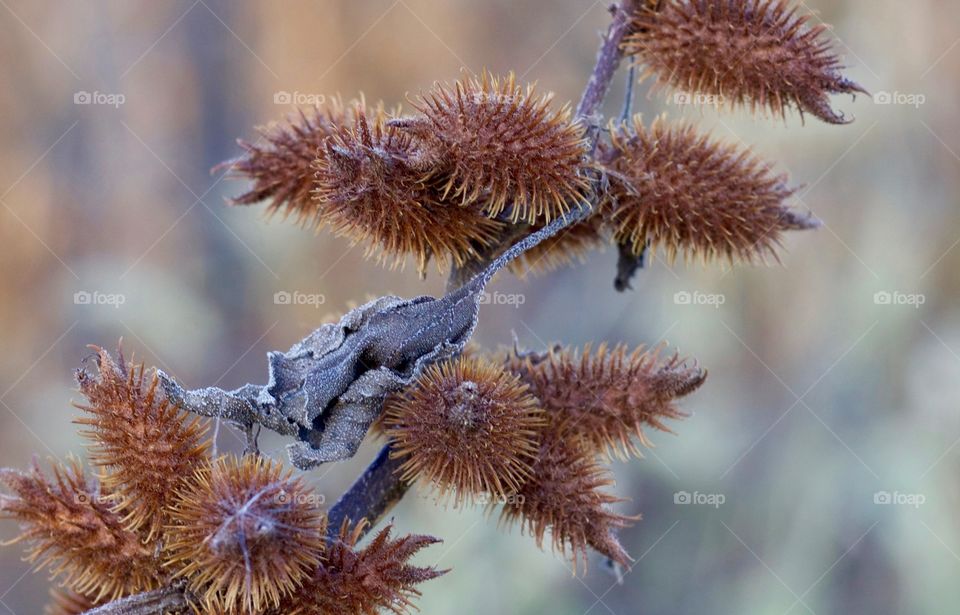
xmin=82 ymin=585 xmax=190 ymax=615
xmin=576 ymin=0 xmax=643 ymax=121
xmin=325 ymin=444 xmax=409 ymax=540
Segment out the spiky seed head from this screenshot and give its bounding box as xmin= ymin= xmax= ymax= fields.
xmin=399 ymin=71 xmax=590 ymax=223
xmin=504 ymin=342 xmax=706 ymax=459
xmin=625 ymin=0 xmax=867 ymax=124
xmin=165 ymin=455 xmax=327 ymax=614
xmin=314 ymin=100 xmax=504 ymax=274
xmin=0 ymin=459 xmax=162 ymax=602
xmin=602 ymin=115 xmax=812 ymax=263
xmin=282 ymin=520 xmax=445 ymax=615
xmin=500 ymin=433 xmax=637 ymax=572
xmin=221 ymin=100 xmax=347 ymax=221
xmin=74 ymin=346 xmax=210 ymax=541
xmin=383 ymin=356 xmax=545 ymax=505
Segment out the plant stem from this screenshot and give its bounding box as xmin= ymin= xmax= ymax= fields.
xmin=82 ymin=585 xmax=190 ymax=615
xmin=326 ymin=444 xmax=409 ymax=540
xmin=620 ymin=63 xmax=637 ymax=123
xmin=576 ymin=0 xmax=641 ymax=121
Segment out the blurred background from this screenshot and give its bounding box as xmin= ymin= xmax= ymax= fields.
xmin=0 ymin=1 xmax=958 ymax=613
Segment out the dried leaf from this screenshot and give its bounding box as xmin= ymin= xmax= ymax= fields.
xmin=160 ymin=206 xmax=592 ymax=469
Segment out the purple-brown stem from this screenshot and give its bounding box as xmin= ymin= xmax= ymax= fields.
xmin=576 ymin=0 xmax=643 ymax=121
xmin=326 ymin=444 xmax=409 ymax=540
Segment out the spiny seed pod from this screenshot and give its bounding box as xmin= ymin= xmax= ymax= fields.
xmin=279 ymin=520 xmax=444 ymax=615
xmin=165 ymin=455 xmax=326 ymax=614
xmin=0 ymin=459 xmax=162 ymax=602
xmin=626 ymin=0 xmax=867 ymax=124
xmin=74 ymin=346 xmax=210 ymax=541
xmin=504 ymin=343 xmax=706 ymax=458
xmin=500 ymin=433 xmax=637 ymax=572
xmin=384 ymin=357 xmax=544 ymax=504
xmin=315 ymin=100 xmax=504 ymax=274
xmin=508 ymin=213 xmax=608 ymax=277
xmin=396 ymin=71 xmax=590 ymax=223
xmin=602 ymin=115 xmax=818 ymax=263
xmin=221 ymin=101 xmax=347 ymax=221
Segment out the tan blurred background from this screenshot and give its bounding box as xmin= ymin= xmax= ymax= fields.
xmin=0 ymin=1 xmax=958 ymax=613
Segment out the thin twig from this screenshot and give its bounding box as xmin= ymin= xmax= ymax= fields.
xmin=576 ymin=0 xmax=642 ymax=121
xmin=446 ymin=223 xmax=531 ymax=293
xmin=620 ymin=63 xmax=637 ymax=124
xmin=81 ymin=584 xmax=190 ymax=615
